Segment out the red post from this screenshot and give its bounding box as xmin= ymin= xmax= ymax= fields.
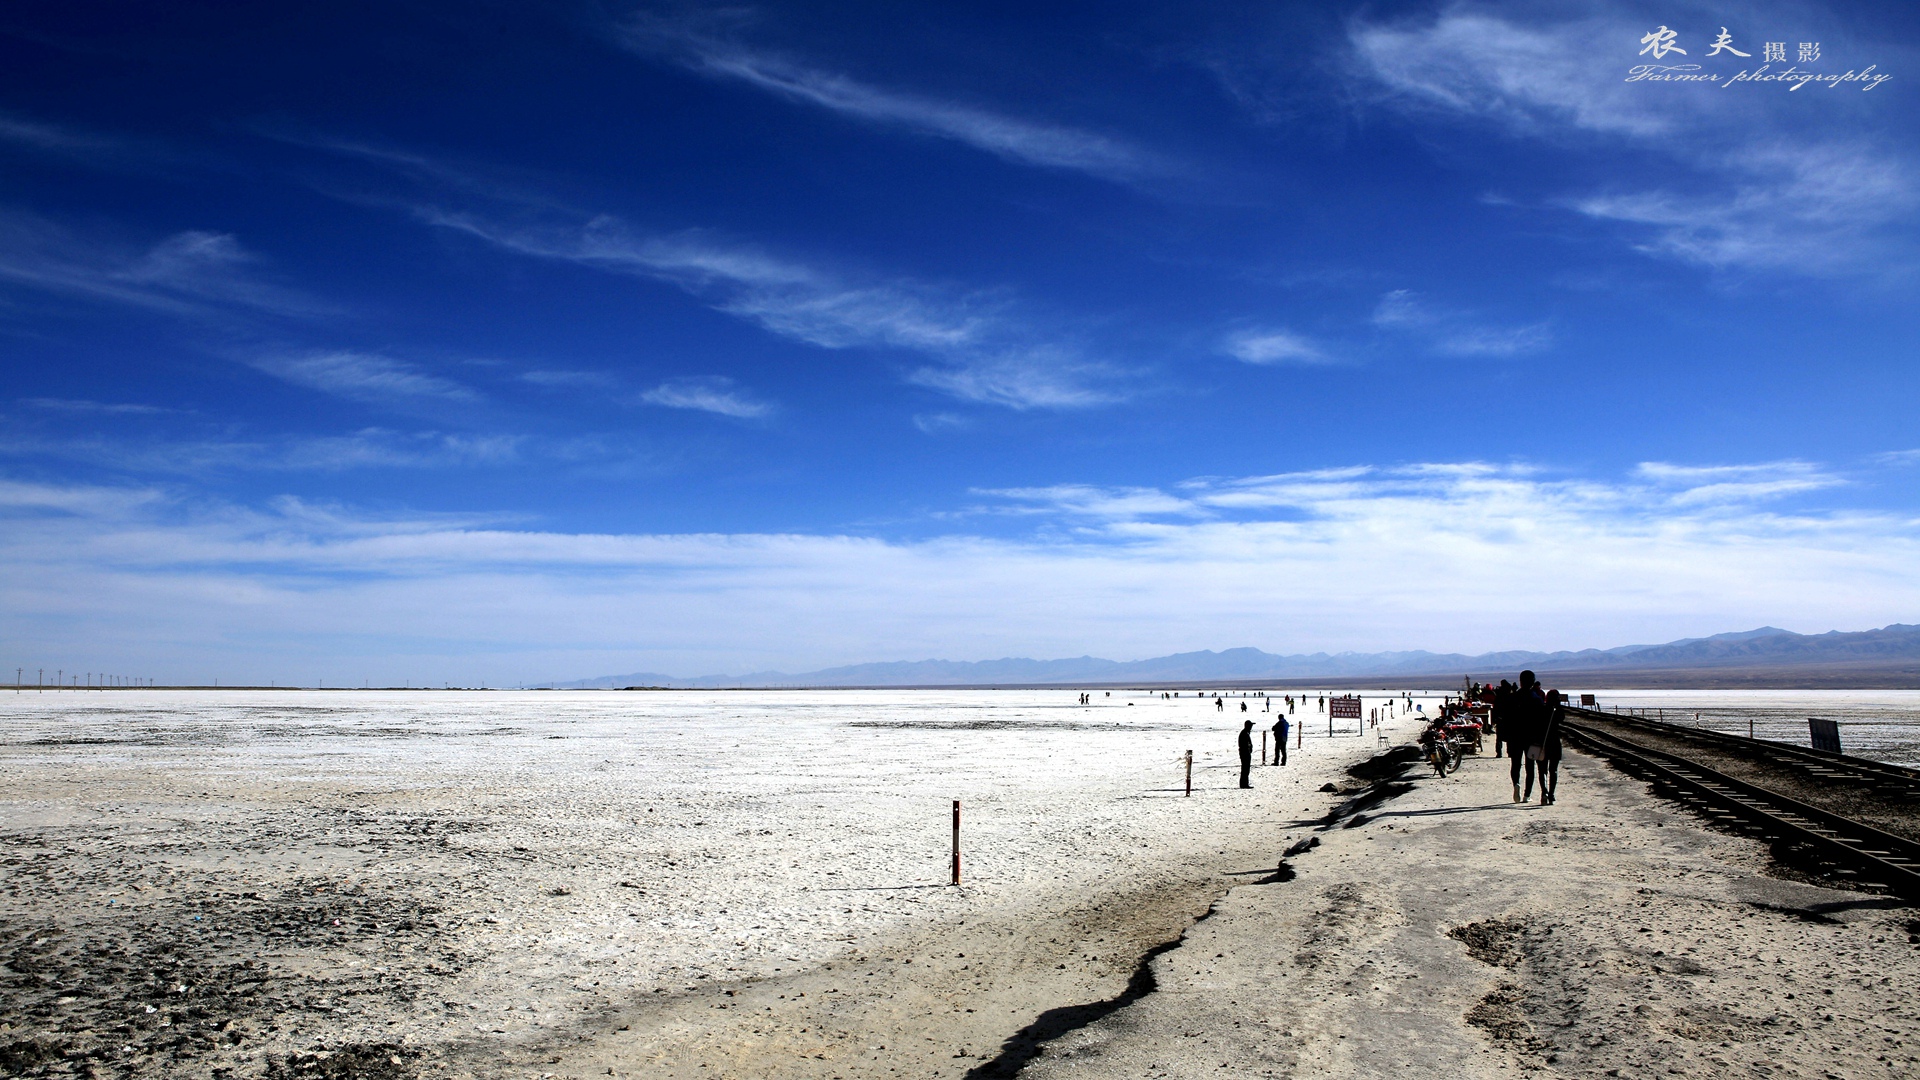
xmin=951 ymin=800 xmax=961 ymax=886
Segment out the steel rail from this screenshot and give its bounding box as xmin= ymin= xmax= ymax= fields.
xmin=1563 ymin=704 xmax=1920 ymax=795
xmin=1561 ymin=718 xmax=1920 ymax=900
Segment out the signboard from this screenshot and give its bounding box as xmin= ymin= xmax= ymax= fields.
xmin=1809 ymin=717 xmax=1842 ymax=754
xmin=1329 ymin=695 xmax=1361 ymax=719
xmin=1579 ymin=693 xmax=1596 ymax=707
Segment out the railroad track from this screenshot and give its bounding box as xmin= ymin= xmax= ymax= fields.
xmin=1565 ymin=705 xmax=1920 ymax=801
xmin=1560 ymin=714 xmax=1920 ymax=900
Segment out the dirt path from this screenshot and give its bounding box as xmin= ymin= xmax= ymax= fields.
xmin=1020 ymin=747 xmax=1920 ymax=1080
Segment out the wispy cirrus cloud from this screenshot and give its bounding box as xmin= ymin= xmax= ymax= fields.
xmin=1370 ymin=289 xmax=1549 ymax=357
xmin=912 ymin=412 xmax=969 ymax=434
xmin=421 ymin=208 xmax=1117 ymax=410
xmin=1220 ymin=327 xmax=1331 ymax=365
xmin=251 ymin=351 xmax=478 ymax=405
xmin=518 ymin=369 xmax=622 ymax=390
xmin=0 ymin=111 xmax=121 ymax=155
xmin=0 ymin=209 xmax=330 ymax=319
xmin=23 ymin=397 xmax=174 ymax=416
xmin=640 ymin=376 xmax=771 ymax=419
xmin=620 ymin=16 xmax=1168 ymax=185
xmin=1634 ymin=460 xmax=1844 ymax=505
xmin=978 ymin=484 xmax=1203 ymax=522
xmin=0 ymin=426 xmax=521 ymax=475
xmin=1349 ymin=6 xmax=1918 ymax=274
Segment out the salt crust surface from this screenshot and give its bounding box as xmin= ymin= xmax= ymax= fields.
xmin=0 ymin=688 xmax=1417 ymax=1048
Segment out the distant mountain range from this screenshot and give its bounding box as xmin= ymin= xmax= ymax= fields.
xmin=547 ymin=623 xmax=1920 ymax=689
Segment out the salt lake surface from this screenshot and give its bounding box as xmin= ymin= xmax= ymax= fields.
xmin=1574 ymin=688 xmax=1920 ymax=766
xmin=0 ymin=687 xmax=1420 ymax=1062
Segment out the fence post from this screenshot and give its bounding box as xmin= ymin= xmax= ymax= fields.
xmin=1185 ymin=751 xmax=1193 ymax=797
xmin=951 ymin=800 xmax=961 ymax=885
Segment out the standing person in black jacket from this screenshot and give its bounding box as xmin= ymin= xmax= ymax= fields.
xmin=1238 ymin=720 xmax=1254 ymax=788
xmin=1507 ymin=670 xmax=1546 ymax=803
xmin=1272 ymin=715 xmax=1289 ymax=766
xmin=1490 ymin=679 xmax=1514 ymax=758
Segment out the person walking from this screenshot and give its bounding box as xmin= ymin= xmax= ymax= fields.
xmin=1216 ymin=697 xmax=1225 ymax=712
xmin=1240 ymin=700 xmax=1248 ymax=713
xmin=1508 ymin=670 xmax=1547 ymax=803
xmin=1540 ymin=691 xmax=1566 ymax=805
xmin=1238 ymin=719 xmax=1254 ymax=788
xmin=1273 ymin=715 xmax=1289 ymax=766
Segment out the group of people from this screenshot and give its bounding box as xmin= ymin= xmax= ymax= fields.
xmin=1234 ymin=713 xmax=1292 ymax=786
xmin=1487 ymin=670 xmax=1564 ymax=805
xmin=1218 ymin=673 xmax=1567 ymax=804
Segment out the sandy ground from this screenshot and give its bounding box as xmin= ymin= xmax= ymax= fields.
xmin=1022 ymin=745 xmax=1920 ymax=1080
xmin=13 ymin=689 xmax=1914 ymax=1080
xmin=0 ymin=688 xmax=1416 ymax=1078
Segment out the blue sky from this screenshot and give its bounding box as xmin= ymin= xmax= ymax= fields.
xmin=3 ymin=1 xmax=1918 ymax=684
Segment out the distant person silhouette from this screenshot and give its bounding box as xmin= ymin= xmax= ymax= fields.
xmin=1273 ymin=716 xmax=1289 ymax=766
xmin=1238 ymin=720 xmax=1254 ymax=788
xmin=1216 ymin=697 xmax=1224 ymax=712
xmin=1240 ymin=700 xmax=1248 ymax=713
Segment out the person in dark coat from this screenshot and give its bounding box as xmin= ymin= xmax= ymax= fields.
xmin=1238 ymin=719 xmax=1254 ymax=788
xmin=1539 ymin=691 xmax=1566 ymax=805
xmin=1272 ymin=715 xmax=1289 ymax=766
xmin=1507 ymin=670 xmax=1546 ymax=803
xmin=1490 ymin=679 xmax=1514 ymax=758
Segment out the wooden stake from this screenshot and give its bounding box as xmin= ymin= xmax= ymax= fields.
xmin=1262 ymin=731 xmax=1268 ymax=766
xmin=1185 ymin=750 xmax=1193 ymax=797
xmin=951 ymin=800 xmax=961 ymax=886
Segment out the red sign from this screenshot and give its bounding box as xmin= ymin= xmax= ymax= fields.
xmin=1329 ymin=695 xmax=1361 ymax=719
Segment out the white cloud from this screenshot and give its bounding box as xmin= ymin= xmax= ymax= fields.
xmin=1222 ymin=328 xmax=1330 ymax=365
xmin=1371 ymin=289 xmax=1549 ymax=357
xmin=640 ymin=376 xmax=771 ymax=419
xmin=0 ymin=210 xmax=329 ymax=318
xmin=622 ymin=21 xmax=1166 ymax=184
xmin=0 ymin=112 xmax=119 ymax=155
xmin=5 ymin=458 xmax=1913 ymax=682
xmin=904 ymin=350 xmax=1119 ymax=410
xmin=23 ymin=398 xmax=172 ymax=416
xmin=982 ymin=484 xmax=1201 ymax=521
xmin=518 ymin=369 xmax=621 ymax=389
xmin=1634 ymin=460 xmax=1843 ymax=504
xmin=1348 ymin=7 xmax=1919 ymax=274
xmin=912 ymin=412 xmax=970 ymax=434
xmin=251 ymin=352 xmax=477 ymax=405
xmin=0 ymin=427 xmax=520 ymax=474
xmin=424 ymin=209 xmax=1113 ymax=410
xmin=1353 ymin=12 xmax=1669 ymax=139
